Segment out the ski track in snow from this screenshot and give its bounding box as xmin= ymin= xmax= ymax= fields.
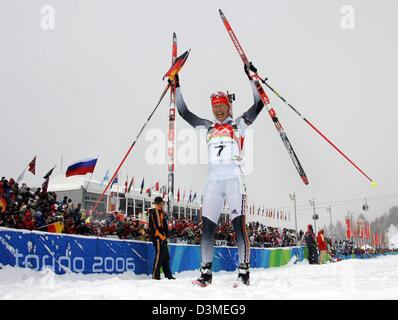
xmin=0 ymin=255 xmax=397 ymax=300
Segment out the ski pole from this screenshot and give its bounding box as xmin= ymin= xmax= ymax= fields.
xmin=259 ymin=78 xmax=377 ymax=187
xmin=91 ymin=50 xmax=191 ymax=215
xmin=90 ymin=82 xmax=172 ymax=215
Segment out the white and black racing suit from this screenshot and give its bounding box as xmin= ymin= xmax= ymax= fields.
xmin=175 ymin=77 xmax=264 ymax=267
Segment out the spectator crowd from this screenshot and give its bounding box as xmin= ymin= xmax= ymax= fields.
xmin=1 ymin=176 xmax=397 ymax=257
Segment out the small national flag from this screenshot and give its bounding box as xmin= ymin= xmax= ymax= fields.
xmin=44 ymin=166 xmax=56 ymax=180
xmin=163 ymin=50 xmax=190 ymax=81
xmin=154 ymin=182 xmax=159 ymax=192
xmin=46 ymin=222 xmax=64 ymax=233
xmin=177 ymin=188 xmax=180 ymax=202
xmin=188 ymin=190 xmax=192 ymax=203
xmin=66 ymin=157 xmax=98 ymax=177
xmin=140 ymin=178 xmax=145 ymax=194
xmin=0 ymin=196 xmax=7 ymax=213
xmin=28 ymin=156 xmax=36 ymax=175
xmin=42 ymin=165 xmax=56 ymax=193
xmin=346 ymin=219 xmax=351 ymax=239
xmin=146 ymin=188 xmax=151 ymax=198
xmin=162 ymin=186 xmax=166 ymax=199
xmin=125 ymin=175 xmax=128 ymax=193
xmin=110 ymin=174 xmax=118 ymax=189
xmin=127 ymin=176 xmax=134 ymax=193
xmin=100 ymin=169 xmax=110 ymax=187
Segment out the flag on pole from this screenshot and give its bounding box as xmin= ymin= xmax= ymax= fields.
xmin=125 ymin=175 xmax=128 ymax=193
xmin=177 ymin=188 xmax=180 ymax=202
xmin=17 ymin=167 xmax=27 ymax=183
xmin=66 ymin=157 xmax=98 ymax=177
xmin=127 ymin=176 xmax=134 ymax=193
xmin=188 ymin=190 xmax=192 ymax=203
xmin=140 ymin=178 xmax=144 ymax=194
xmin=42 ymin=165 xmax=56 ymax=193
xmin=146 ymin=188 xmax=151 ymax=198
xmin=360 ymin=221 xmax=364 ymax=239
xmin=110 ymin=173 xmax=118 ymax=189
xmin=346 ymin=219 xmax=352 ymax=239
xmin=100 ymin=169 xmax=110 ymax=187
xmin=44 ymin=166 xmax=56 ymax=180
xmin=28 ymin=156 xmax=36 ymax=175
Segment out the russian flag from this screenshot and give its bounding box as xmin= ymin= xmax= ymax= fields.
xmin=66 ymin=157 xmax=98 ymax=177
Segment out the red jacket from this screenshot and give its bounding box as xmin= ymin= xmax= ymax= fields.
xmin=317 ymin=231 xmax=327 ymax=250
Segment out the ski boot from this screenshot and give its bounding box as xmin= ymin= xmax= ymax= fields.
xmin=233 ymin=263 xmax=250 ymax=287
xmin=192 ymin=262 xmax=212 ymax=287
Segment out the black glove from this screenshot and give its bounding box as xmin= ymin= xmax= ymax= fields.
xmin=244 ymin=62 xmax=257 ymax=79
xmin=173 ymin=74 xmax=180 ymax=88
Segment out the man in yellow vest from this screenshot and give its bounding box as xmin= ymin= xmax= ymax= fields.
xmin=148 ymin=196 xmax=175 ymax=280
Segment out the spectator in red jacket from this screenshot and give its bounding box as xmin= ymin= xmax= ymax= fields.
xmin=23 ymin=211 xmax=35 ymax=230
xmin=317 ymin=229 xmax=328 ymax=264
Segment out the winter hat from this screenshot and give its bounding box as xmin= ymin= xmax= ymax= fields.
xmin=210 ymin=92 xmax=231 ymax=107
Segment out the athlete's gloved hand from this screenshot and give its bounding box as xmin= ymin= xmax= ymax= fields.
xmin=244 ymin=62 xmax=257 ymax=80
xmin=173 ymin=74 xmax=180 ymax=88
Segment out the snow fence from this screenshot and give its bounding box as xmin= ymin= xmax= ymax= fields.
xmin=0 ymin=227 xmax=306 ymax=275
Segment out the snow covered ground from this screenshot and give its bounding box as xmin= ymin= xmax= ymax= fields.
xmin=1 ymin=255 xmax=397 ymax=300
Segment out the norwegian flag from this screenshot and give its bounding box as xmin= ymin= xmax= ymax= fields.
xmin=28 ymin=156 xmax=36 ymax=175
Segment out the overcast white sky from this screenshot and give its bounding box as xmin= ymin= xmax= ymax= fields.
xmin=1 ymin=0 xmax=397 ymax=231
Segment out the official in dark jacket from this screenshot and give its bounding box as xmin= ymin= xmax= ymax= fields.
xmin=148 ymin=197 xmax=175 ymax=280
xmin=305 ymin=224 xmax=318 ymax=264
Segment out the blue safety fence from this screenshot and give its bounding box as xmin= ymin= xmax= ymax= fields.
xmin=0 ymin=227 xmax=305 ymax=275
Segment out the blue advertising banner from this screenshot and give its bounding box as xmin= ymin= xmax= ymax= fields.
xmin=0 ymin=228 xmax=305 ymax=275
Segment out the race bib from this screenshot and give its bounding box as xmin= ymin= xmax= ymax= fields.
xmin=208 ymin=137 xmax=240 ymax=164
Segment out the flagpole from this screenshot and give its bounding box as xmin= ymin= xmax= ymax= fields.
xmin=116 ymin=173 xmax=120 ymax=213
xmin=178 ymin=195 xmax=181 ymax=219
xmin=125 ymin=188 xmax=128 ymax=216
xmin=133 ymin=190 xmax=136 ymax=218
xmin=83 ymin=172 xmax=94 ymax=211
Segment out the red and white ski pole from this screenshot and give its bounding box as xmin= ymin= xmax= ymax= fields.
xmin=90 ymin=50 xmax=191 ymax=215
